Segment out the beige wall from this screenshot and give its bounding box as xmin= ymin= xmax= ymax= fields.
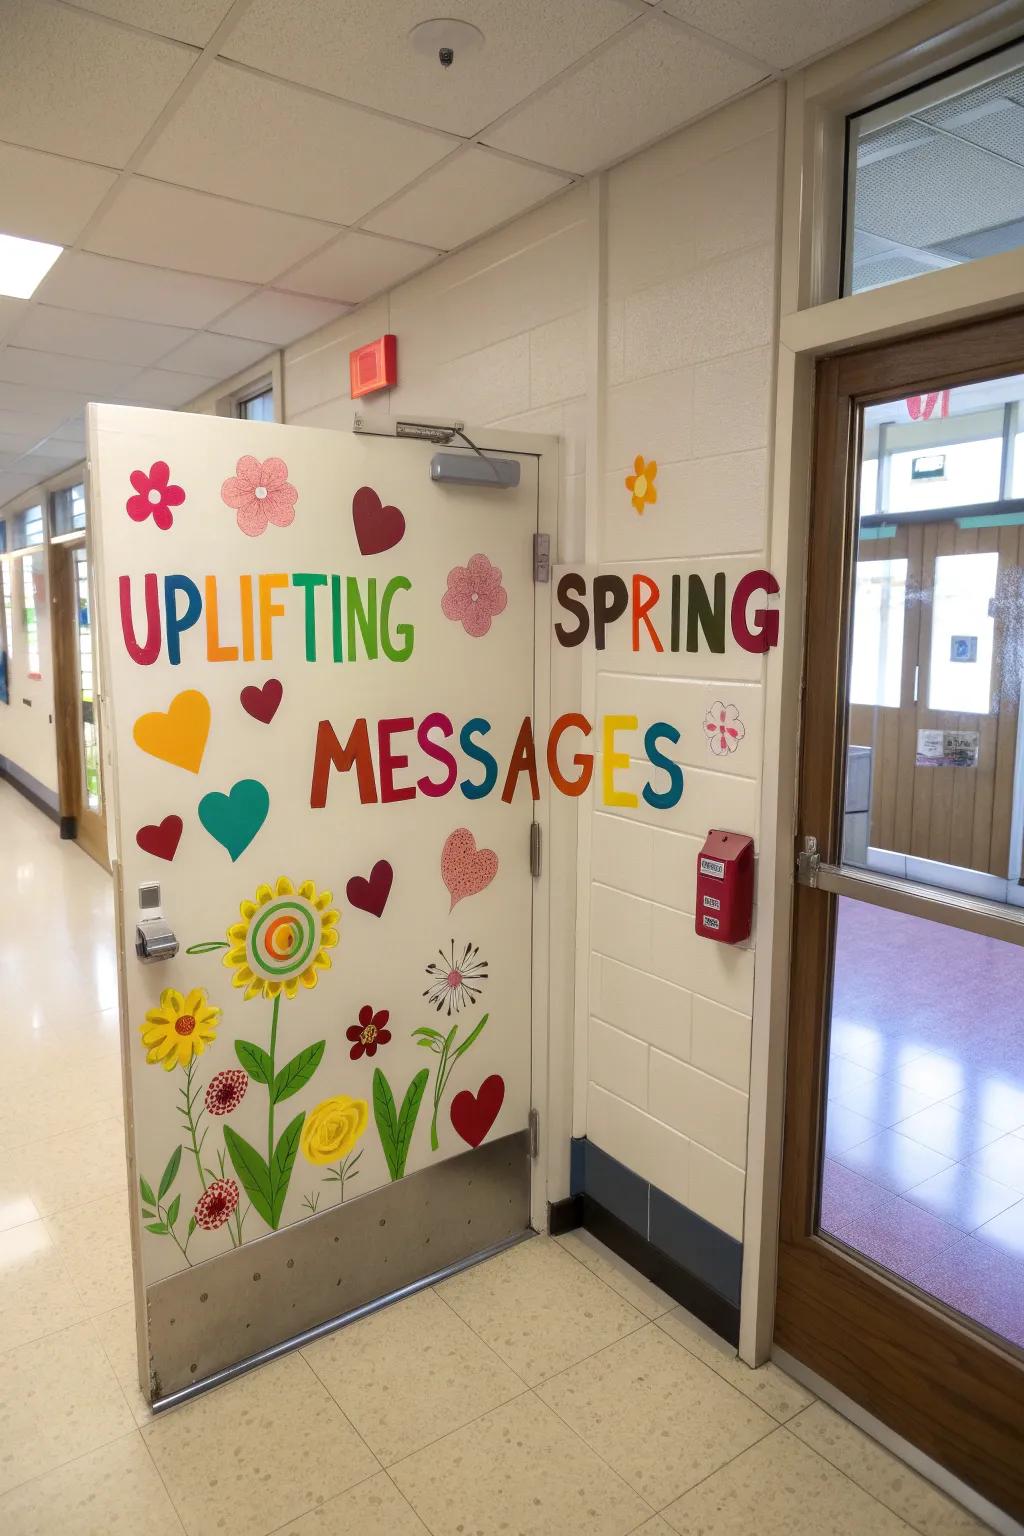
xmin=0 ymin=547 xmax=58 ymax=796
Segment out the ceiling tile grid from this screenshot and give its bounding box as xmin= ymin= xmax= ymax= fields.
xmin=0 ymin=0 xmax=943 ymax=502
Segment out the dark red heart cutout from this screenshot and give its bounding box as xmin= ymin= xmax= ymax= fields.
xmin=346 ymin=859 xmax=393 ymax=918
xmin=450 ymin=1074 xmax=505 ymax=1148
xmin=137 ymin=815 xmax=183 ymax=862
xmin=352 ymin=485 xmax=405 ymax=556
xmin=241 ymin=678 xmax=283 ymax=724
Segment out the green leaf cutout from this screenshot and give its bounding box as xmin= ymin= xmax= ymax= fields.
xmin=396 ymin=1069 xmax=429 ymax=1177
xmin=235 ymin=1039 xmax=272 ymax=1084
xmin=166 ymin=1194 xmax=180 ymax=1228
xmin=141 ymin=1209 xmax=156 ymax=1220
xmin=270 ymin=1112 xmax=306 ymax=1227
xmin=139 ymin=1176 xmax=156 ymax=1206
xmin=158 ymin=1145 xmax=182 ymax=1201
xmin=146 ymin=1222 xmax=169 ymax=1235
xmin=185 ymin=941 xmax=230 ymax=954
xmin=187 ymin=1216 xmax=197 ymax=1237
xmin=452 ymin=1012 xmax=489 ymax=1060
xmin=223 ymin=1126 xmax=274 ymax=1228
xmin=271 ymin=1040 xmax=325 ymax=1105
xmin=373 ymin=1068 xmax=400 ymax=1179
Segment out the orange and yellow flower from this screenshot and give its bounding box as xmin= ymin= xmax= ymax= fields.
xmin=625 ymin=455 xmax=657 ymax=515
xmin=224 ymin=876 xmax=339 ymax=1001
xmin=141 ymin=987 xmax=220 ymax=1071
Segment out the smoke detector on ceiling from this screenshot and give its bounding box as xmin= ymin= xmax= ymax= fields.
xmin=409 ymin=17 xmax=484 ymax=70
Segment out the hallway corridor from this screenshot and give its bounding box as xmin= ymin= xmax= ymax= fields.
xmin=0 ymin=784 xmax=994 ymax=1535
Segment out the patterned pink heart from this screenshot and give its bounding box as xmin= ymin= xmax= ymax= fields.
xmin=441 ymin=828 xmax=498 ymax=912
xmin=352 ymin=485 xmax=405 ymax=556
xmin=240 ymin=678 xmax=283 ymax=724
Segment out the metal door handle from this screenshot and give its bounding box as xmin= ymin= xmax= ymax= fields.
xmin=136 ymin=917 xmax=179 ymax=962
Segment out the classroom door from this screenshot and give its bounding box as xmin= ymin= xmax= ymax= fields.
xmin=90 ymin=404 xmax=540 ymax=1404
xmin=778 ymin=317 xmax=1024 ymax=1521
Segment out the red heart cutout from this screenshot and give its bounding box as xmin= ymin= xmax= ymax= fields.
xmin=241 ymin=678 xmax=283 ymax=724
xmin=346 ymin=859 xmax=393 ymax=918
xmin=450 ymin=1074 xmax=505 ymax=1148
xmin=352 ymin=485 xmax=405 ymax=556
xmin=137 ymin=815 xmax=183 ymax=862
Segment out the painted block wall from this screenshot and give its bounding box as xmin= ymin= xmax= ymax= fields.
xmin=280 ymin=84 xmax=783 ymax=1254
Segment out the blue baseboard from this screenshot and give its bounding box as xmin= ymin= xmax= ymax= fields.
xmin=0 ymin=755 xmax=60 ymax=823
xmin=565 ymin=1136 xmax=742 ymax=1344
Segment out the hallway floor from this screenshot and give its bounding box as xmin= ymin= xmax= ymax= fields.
xmin=822 ymin=899 xmax=1024 ymax=1350
xmin=0 ymin=783 xmax=996 ymax=1536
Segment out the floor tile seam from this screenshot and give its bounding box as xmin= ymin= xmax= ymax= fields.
xmin=648 ymin=1421 xmax=786 ymax=1517
xmin=0 ymin=1308 xmax=100 ymax=1365
xmin=376 ymin=1383 xmax=535 ymax=1472
xmin=0 ymin=1421 xmax=142 ymax=1505
xmin=539 ymin=1233 xmax=653 ymax=1326
xmin=427 ymin=1277 xmax=537 ymax=1381
xmin=515 ymin=1383 xmax=661 ymax=1519
xmin=647 ymin=1312 xmax=808 ymax=1423
xmin=780 ymin=1418 xmax=969 ymax=1536
xmin=5 ymin=1106 xmax=128 ymax=1156
xmin=135 ymin=1427 xmax=190 ymax=1535
xmin=260 ymin=1464 xmax=391 ymax=1536
xmin=290 ymin=1352 xmax=387 ymax=1474
xmin=552 ymin=1237 xmax=677 ymax=1320
xmin=527 ymin=1310 xmax=651 ymax=1387
xmin=86 ymin=1311 xmax=151 ymax=1429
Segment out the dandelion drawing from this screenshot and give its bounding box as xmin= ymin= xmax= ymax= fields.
xmin=423 ymin=941 xmax=489 ymax=1016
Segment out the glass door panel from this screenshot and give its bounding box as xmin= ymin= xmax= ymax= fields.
xmin=73 ymin=545 xmax=101 ymax=817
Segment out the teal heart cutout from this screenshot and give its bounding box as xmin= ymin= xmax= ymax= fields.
xmin=198 ymin=778 xmax=269 ymax=862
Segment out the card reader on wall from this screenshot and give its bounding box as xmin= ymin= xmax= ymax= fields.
xmin=430 ymin=451 xmax=520 ymax=489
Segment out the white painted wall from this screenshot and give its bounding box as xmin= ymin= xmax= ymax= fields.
xmin=281 ymin=84 xmax=784 ymax=1248
xmin=0 ymin=549 xmax=58 ymax=795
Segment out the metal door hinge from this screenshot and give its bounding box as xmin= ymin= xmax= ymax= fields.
xmin=796 ymin=835 xmax=820 ymax=888
xmin=533 ymin=531 xmax=550 ymax=583
xmin=530 ymin=821 xmax=542 ymax=877
xmin=528 ymin=1107 xmax=540 ymax=1158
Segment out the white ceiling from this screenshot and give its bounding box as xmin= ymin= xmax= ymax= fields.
xmin=0 ymin=0 xmax=927 ymax=508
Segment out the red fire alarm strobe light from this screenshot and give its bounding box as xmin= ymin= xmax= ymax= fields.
xmin=696 ymin=830 xmax=754 ymax=944
xmin=349 ymin=334 xmax=397 ymax=399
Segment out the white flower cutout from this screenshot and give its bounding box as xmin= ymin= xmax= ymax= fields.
xmin=704 ymin=701 xmax=746 ymax=756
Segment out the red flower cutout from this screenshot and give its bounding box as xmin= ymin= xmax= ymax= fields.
xmin=221 ymin=455 xmax=297 ymax=537
xmin=347 ymin=1004 xmax=392 ymax=1060
xmin=194 ymin=1178 xmax=239 ymax=1231
xmin=441 ymin=554 xmax=508 ymax=637
xmin=204 ymin=1069 xmax=248 ymax=1117
xmin=126 ymin=461 xmax=185 ymax=531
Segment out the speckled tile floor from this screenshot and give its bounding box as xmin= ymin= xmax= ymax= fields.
xmin=0 ymin=785 xmax=999 ymax=1535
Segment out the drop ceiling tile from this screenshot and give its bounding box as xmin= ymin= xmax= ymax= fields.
xmin=484 ymin=14 xmax=764 ymax=174
xmin=7 ymin=448 xmax=81 ymax=480
xmin=114 ymin=369 xmax=220 ymax=407
xmin=36 ymin=252 xmax=254 ymax=329
xmin=157 ymin=331 xmax=272 ymax=377
xmin=661 ymin=0 xmax=926 ymax=71
xmin=0 ymin=298 xmax=28 ymax=344
xmin=0 ymin=410 xmax=75 ymax=442
xmin=0 ymin=471 xmax=50 ymax=508
xmin=70 ymin=0 xmax=236 ymax=47
xmin=15 ymin=306 xmax=194 ymax=366
xmin=0 ymin=1 xmax=195 ymax=166
xmin=280 ymin=231 xmax=439 ymax=302
xmin=0 ymin=144 xmax=118 ymax=245
xmin=85 ymin=178 xmax=338 ymax=282
xmin=211 ymin=290 xmax=351 ymax=345
xmin=364 ymin=147 xmax=571 ymax=250
xmin=140 ymin=60 xmax=456 ymax=224
xmin=0 ymin=382 xmax=89 ymax=418
xmin=48 ymin=415 xmax=87 ymax=445
xmin=0 ymin=431 xmax=46 ymax=458
xmin=0 ymin=347 xmax=141 ymax=396
xmin=223 ymin=0 xmax=641 ymax=136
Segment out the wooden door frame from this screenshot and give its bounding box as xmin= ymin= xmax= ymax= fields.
xmin=777 ymin=310 xmax=1024 ymax=1519
xmin=48 ymin=532 xmax=108 ymax=870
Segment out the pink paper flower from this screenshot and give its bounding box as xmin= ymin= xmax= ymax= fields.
xmin=221 ymin=455 xmax=297 ymax=537
xmin=704 ymin=701 xmax=746 ymax=756
xmin=126 ymin=461 xmax=184 ymax=531
xmin=441 ymin=554 xmax=508 ymax=637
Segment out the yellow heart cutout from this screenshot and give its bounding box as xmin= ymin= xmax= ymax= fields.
xmin=133 ymin=690 xmax=211 ymax=774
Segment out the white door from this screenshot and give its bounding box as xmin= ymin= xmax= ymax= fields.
xmin=90 ymin=404 xmax=538 ymax=1400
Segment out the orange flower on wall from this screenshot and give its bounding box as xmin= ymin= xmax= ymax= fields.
xmin=625 ymin=455 xmax=657 ymax=514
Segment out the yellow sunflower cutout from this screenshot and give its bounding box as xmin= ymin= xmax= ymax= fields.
xmin=224 ymin=876 xmax=339 ymax=1001
xmin=625 ymin=455 xmax=657 ymax=515
xmin=141 ymin=987 xmax=220 ymax=1071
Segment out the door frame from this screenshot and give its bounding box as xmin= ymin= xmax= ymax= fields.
xmin=776 ymin=311 xmax=1024 ymax=1518
xmin=49 ymin=528 xmax=108 ymax=869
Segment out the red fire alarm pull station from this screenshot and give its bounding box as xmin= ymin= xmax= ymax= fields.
xmin=349 ymin=334 xmax=397 ymax=399
xmin=696 ymin=830 xmax=754 ymax=944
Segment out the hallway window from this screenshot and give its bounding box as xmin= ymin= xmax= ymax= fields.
xmin=845 ymin=40 xmax=1024 ymax=295
xmin=52 ymin=481 xmax=86 ymax=536
xmin=23 ymin=554 xmax=42 ymax=679
xmin=1 ymin=556 xmax=13 ymax=665
xmin=237 ymin=386 xmax=274 ymax=422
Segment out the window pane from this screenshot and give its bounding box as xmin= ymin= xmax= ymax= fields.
xmin=927 ymin=551 xmax=998 ymax=714
xmin=24 ymin=554 xmax=42 ymax=677
xmin=52 ymin=482 xmax=86 ymax=536
xmin=239 ymin=388 xmax=273 ymax=422
xmin=846 ymin=47 xmax=1024 ymax=296
xmin=11 ymin=505 xmax=43 ymax=550
xmin=1 ymin=559 xmax=13 ymax=663
xmin=850 ymin=558 xmax=907 ymax=707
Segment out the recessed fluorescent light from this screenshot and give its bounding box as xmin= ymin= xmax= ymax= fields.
xmin=0 ymin=232 xmax=63 ymax=299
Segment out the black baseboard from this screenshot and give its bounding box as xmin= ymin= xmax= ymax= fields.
xmin=582 ymin=1195 xmax=740 ymax=1346
xmin=60 ymin=815 xmax=77 ymax=840
xmin=547 ymin=1194 xmax=584 ymax=1236
xmin=0 ymin=762 xmax=60 ymax=825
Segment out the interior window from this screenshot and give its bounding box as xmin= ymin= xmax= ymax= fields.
xmin=238 ymin=387 xmax=274 ymax=422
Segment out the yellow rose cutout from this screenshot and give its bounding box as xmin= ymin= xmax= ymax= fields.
xmin=301 ymin=1095 xmax=368 ymax=1165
